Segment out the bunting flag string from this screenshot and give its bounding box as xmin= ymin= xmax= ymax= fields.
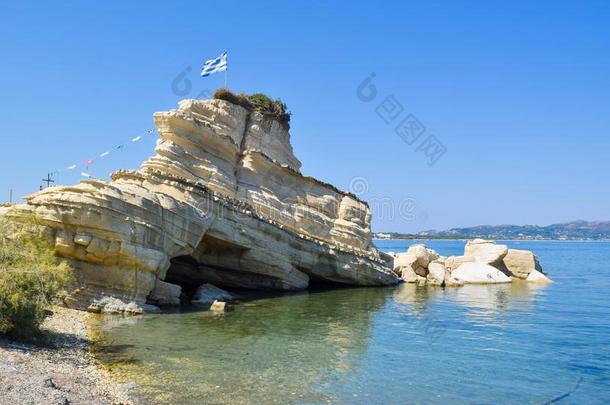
xmin=48 ymin=129 xmax=157 ymax=179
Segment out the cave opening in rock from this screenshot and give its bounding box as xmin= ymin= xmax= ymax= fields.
xmin=164 ymin=255 xmax=205 ymax=302
xmin=163 ymin=235 xmax=258 ymax=303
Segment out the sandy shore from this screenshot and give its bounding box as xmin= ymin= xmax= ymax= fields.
xmin=0 ymin=307 xmax=132 ymax=405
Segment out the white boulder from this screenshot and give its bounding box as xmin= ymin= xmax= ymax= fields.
xmin=427 ymin=261 xmax=446 ymax=286
xmin=464 ymin=239 xmax=508 ymax=265
xmin=525 ymin=269 xmax=553 ymax=283
xmin=400 ymin=266 xmax=419 ymax=283
xmin=393 ymin=244 xmax=431 ymax=278
xmin=452 ymin=262 xmax=512 ymax=284
xmin=445 ymin=255 xmax=475 ymax=272
xmin=406 ymin=244 xmax=431 ymax=268
xmin=444 ymin=274 xmax=464 ymax=287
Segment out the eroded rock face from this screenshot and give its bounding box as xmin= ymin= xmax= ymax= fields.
xmin=3 ymin=97 xmax=397 ymax=310
xmin=149 ymin=280 xmax=182 ymax=306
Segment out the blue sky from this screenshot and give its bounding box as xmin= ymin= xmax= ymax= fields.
xmin=1 ymin=1 xmax=609 ymax=232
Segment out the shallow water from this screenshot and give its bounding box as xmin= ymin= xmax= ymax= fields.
xmin=90 ymin=240 xmax=610 ymax=404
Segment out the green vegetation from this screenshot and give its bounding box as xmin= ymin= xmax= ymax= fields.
xmin=0 ymin=218 xmax=72 ymax=340
xmin=213 ymin=88 xmax=291 ymax=129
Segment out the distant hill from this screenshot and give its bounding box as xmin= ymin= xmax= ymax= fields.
xmin=374 ymin=220 xmax=610 ymax=241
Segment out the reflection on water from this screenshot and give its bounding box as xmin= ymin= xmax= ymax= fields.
xmin=90 ymin=288 xmax=393 ymax=404
xmin=90 ymin=241 xmax=610 ymax=404
xmin=395 ymin=281 xmax=548 ymax=314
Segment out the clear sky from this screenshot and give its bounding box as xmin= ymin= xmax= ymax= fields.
xmin=1 ymin=1 xmax=609 ymax=232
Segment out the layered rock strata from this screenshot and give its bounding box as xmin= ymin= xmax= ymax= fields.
xmin=3 ymin=98 xmax=397 ymax=311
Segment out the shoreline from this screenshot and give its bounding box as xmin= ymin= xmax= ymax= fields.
xmin=0 ymin=306 xmax=132 ymax=404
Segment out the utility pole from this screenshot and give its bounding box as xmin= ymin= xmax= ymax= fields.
xmin=9 ymin=189 xmax=12 ymax=203
xmin=41 ymin=173 xmax=55 ymax=189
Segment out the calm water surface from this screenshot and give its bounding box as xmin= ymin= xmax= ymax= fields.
xmin=90 ymin=240 xmax=610 ymax=404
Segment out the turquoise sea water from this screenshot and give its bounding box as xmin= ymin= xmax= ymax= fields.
xmin=91 ymin=240 xmax=610 ymax=404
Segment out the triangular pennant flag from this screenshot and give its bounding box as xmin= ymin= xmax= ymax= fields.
xmin=67 ymin=164 xmax=77 ymax=170
xmin=131 ymin=136 xmax=142 ymax=142
xmin=80 ymin=172 xmax=91 ymax=178
xmin=100 ymin=151 xmax=110 ymax=158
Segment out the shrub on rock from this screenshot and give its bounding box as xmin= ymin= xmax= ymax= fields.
xmin=213 ymin=88 xmax=291 ymax=129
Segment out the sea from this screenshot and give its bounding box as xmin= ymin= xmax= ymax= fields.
xmin=89 ymin=240 xmax=610 ymax=404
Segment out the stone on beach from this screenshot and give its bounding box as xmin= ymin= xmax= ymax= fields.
xmin=86 ymin=297 xmax=150 ymax=314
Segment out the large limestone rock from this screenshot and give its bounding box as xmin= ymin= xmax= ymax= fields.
xmin=400 ymin=266 xmax=419 ymax=283
xmin=2 ymin=96 xmax=397 ymax=310
xmin=464 ymin=239 xmax=508 ymax=265
xmin=393 ymin=244 xmax=435 ymax=279
xmin=426 ymin=260 xmax=446 ymax=286
xmin=502 ymin=249 xmax=543 ymax=279
xmin=445 ymin=255 xmax=475 ymax=272
xmin=451 ymin=262 xmax=512 ymax=284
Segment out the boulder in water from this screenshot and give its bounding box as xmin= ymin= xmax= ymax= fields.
xmin=192 ymin=284 xmax=234 ymax=308
xmin=464 ymin=239 xmax=508 ymax=265
xmin=451 ymin=262 xmax=512 ymax=284
xmin=502 ymin=249 xmax=543 ymax=279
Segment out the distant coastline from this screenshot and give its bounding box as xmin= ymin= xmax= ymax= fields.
xmin=373 ymin=238 xmax=610 ymax=242
xmin=373 ymin=220 xmax=610 ymax=242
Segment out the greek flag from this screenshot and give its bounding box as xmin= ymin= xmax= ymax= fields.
xmin=201 ymin=51 xmax=227 ymax=77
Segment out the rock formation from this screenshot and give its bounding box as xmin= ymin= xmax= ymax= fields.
xmin=191 ymin=283 xmax=234 ymax=308
xmin=451 ymin=262 xmax=512 ymax=284
xmin=2 ymin=96 xmax=398 ymax=312
xmin=391 ymin=239 xmax=551 ymax=286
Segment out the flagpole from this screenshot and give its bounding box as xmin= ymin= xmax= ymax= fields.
xmin=224 ymin=50 xmax=228 ymax=88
